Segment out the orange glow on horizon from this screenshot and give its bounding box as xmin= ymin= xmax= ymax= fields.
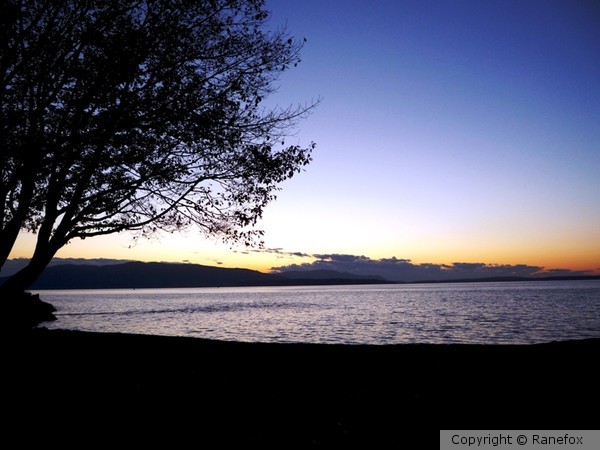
xmin=8 ymin=230 xmax=599 ymax=277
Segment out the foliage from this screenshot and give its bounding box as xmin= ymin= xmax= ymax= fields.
xmin=0 ymin=0 xmax=316 ymax=288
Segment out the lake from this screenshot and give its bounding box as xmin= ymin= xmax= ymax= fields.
xmin=35 ymin=280 xmax=600 ymax=345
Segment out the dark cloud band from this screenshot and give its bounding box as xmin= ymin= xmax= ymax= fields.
xmin=272 ymin=253 xmax=593 ymax=282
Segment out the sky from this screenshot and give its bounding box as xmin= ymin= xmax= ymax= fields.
xmin=9 ymin=0 xmax=600 ymax=280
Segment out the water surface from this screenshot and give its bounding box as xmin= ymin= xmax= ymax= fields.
xmin=37 ymin=280 xmax=600 ymax=344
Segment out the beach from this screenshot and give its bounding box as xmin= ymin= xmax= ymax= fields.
xmin=7 ymin=329 xmax=599 ymax=447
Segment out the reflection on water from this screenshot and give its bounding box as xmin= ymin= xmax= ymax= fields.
xmin=37 ymin=280 xmax=600 ymax=345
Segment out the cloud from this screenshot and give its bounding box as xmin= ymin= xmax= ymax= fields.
xmin=271 ymin=253 xmax=594 ymax=282
xmin=197 ymin=257 xmax=224 ymax=265
xmin=537 ymin=268 xmax=595 ymax=277
xmin=234 ymin=247 xmax=313 ymax=259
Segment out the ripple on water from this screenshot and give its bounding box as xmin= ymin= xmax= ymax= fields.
xmin=37 ymin=281 xmax=600 ymax=344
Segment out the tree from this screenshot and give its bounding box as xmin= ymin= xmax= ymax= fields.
xmin=0 ymin=0 xmax=316 ymax=294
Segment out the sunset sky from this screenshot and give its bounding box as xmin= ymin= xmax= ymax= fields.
xmin=9 ymin=0 xmax=600 ymax=280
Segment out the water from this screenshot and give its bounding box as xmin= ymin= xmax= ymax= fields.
xmin=36 ymin=280 xmax=600 ymax=345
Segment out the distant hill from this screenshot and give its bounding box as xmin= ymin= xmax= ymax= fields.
xmin=25 ymin=261 xmax=282 ymax=289
xmin=412 ymin=275 xmax=600 ymax=284
xmin=1 ymin=261 xmax=391 ymax=290
xmin=1 ymin=257 xmax=134 ymax=277
xmin=3 ymin=260 xmax=596 ymax=289
xmin=279 ymin=269 xmax=388 ymax=282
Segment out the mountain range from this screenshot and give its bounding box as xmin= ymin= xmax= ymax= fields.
xmin=1 ymin=261 xmax=390 ymax=290
xmin=2 ymin=259 xmax=598 ymax=290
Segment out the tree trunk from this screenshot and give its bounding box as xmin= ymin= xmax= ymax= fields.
xmin=0 ymin=242 xmax=59 ymax=294
xmin=0 ymin=178 xmax=36 ymax=271
xmin=1 ymin=164 xmax=78 ymax=292
xmin=0 ymin=220 xmax=25 ymax=272
xmin=0 ymin=242 xmax=60 ymax=330
xmin=1 ymin=259 xmax=47 ymax=294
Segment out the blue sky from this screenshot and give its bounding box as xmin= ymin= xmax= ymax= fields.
xmin=258 ymin=0 xmax=600 ymax=274
xmin=10 ymin=0 xmax=600 ymax=280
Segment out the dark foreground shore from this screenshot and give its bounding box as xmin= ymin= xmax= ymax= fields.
xmin=6 ymin=329 xmax=599 ymax=447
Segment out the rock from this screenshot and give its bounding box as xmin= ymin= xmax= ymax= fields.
xmin=3 ymin=291 xmax=57 ymax=331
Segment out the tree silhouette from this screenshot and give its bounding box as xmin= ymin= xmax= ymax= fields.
xmin=0 ymin=0 xmax=316 ymax=293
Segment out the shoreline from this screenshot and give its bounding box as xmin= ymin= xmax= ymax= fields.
xmin=27 ymin=325 xmax=600 ymax=347
xmin=8 ymin=329 xmax=599 ymax=445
